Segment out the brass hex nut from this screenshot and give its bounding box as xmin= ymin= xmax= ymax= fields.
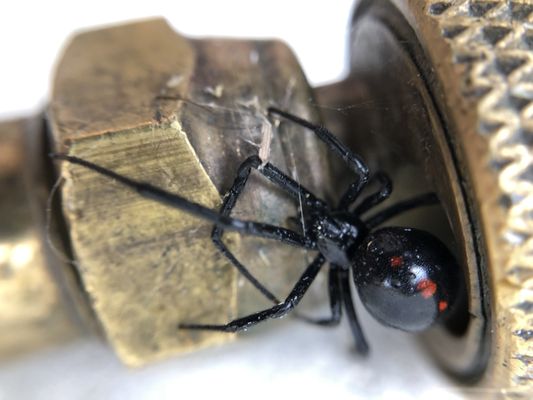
xmin=49 ymin=19 xmax=332 ymax=366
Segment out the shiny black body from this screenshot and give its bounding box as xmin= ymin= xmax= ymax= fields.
xmin=52 ymin=107 xmax=460 ymax=354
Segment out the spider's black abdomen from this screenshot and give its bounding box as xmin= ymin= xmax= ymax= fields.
xmin=353 ymin=227 xmax=459 ymax=332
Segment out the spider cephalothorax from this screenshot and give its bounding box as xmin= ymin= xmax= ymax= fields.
xmin=52 ymin=107 xmax=461 ymax=354
xmin=311 ymin=211 xmax=368 ymax=268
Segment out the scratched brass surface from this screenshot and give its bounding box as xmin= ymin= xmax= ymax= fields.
xmin=418 ymin=2 xmax=533 ymax=393
xmin=406 ymin=0 xmax=532 ymax=394
xmin=48 ymin=19 xmax=331 ymax=366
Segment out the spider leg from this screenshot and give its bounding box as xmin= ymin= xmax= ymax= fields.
xmin=339 ymin=171 xmax=392 ymax=211
xmin=179 ymin=254 xmax=326 ymax=332
xmin=212 ymin=155 xmax=317 ymax=304
xmin=268 ymin=107 xmax=370 ymax=209
xmin=295 ymin=266 xmax=342 ymax=326
xmin=260 ymin=162 xmax=326 ymax=208
xmin=212 ymin=234 xmax=280 ymax=304
xmin=339 ymin=269 xmax=369 ymax=355
xmin=50 ymin=154 xmax=316 ymax=249
xmin=212 ymin=156 xmax=279 ymax=304
xmin=213 ymin=155 xmax=327 ymax=304
xmin=268 ymin=108 xmax=369 ymax=178
xmin=364 ymin=192 xmax=439 ymax=229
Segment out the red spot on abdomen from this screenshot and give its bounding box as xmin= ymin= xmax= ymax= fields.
xmin=439 ymin=300 xmax=448 ymax=312
xmin=390 ymin=256 xmax=403 ymax=268
xmin=417 ymin=279 xmax=437 ymax=299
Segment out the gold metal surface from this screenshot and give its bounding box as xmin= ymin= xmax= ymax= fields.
xmin=49 ymin=19 xmax=331 ymax=366
xmin=409 ymin=0 xmax=532 ymax=394
xmin=420 ymin=2 xmax=533 ymax=392
xmin=0 ymin=118 xmax=82 ymax=357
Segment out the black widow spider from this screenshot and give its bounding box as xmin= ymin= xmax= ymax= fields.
xmin=52 ymin=107 xmax=460 ymax=355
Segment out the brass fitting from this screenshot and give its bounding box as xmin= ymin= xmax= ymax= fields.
xmin=1 ymin=1 xmax=532 ymax=396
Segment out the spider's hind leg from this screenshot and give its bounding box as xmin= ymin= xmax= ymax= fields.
xmin=364 ymin=192 xmax=439 ymax=229
xmin=179 ymin=255 xmax=326 ymax=332
xmin=339 ymin=269 xmax=369 ymax=355
xmin=295 ymin=266 xmax=342 ymax=327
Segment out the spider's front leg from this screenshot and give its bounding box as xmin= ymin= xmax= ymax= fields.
xmin=211 ymin=156 xmax=281 ymax=304
xmin=269 ymin=107 xmax=392 ymax=214
xmin=211 ymin=154 xmax=325 ymax=305
xmin=267 ymin=107 xmax=371 ymax=210
xmin=340 ymin=171 xmax=392 ymax=212
xmin=179 ymin=254 xmax=326 ymax=332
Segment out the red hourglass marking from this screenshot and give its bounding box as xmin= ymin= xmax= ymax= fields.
xmin=390 ymin=256 xmax=403 ymax=268
xmin=417 ymin=279 xmax=437 ymax=299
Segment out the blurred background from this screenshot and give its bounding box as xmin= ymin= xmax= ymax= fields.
xmin=0 ymin=1 xmax=355 ymax=119
xmin=0 ymin=1 xmax=466 ymax=399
